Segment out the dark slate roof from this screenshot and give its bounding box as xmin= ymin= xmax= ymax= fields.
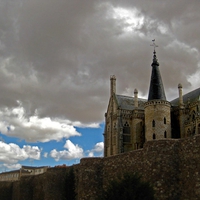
xmin=148 ymin=51 xmax=166 ymax=101
xmin=115 ymin=94 xmax=147 ymax=110
xmin=170 ymin=87 xmax=200 ymax=106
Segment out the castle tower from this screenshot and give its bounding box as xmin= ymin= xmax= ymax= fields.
xmin=145 ymin=42 xmax=171 ymax=141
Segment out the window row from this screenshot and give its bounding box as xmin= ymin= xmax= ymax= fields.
xmin=152 ymin=118 xmax=167 ymax=127
xmin=153 ymin=131 xmax=167 ymax=139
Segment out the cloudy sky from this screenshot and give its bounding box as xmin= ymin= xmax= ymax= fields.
xmin=0 ymin=0 xmax=200 ymax=172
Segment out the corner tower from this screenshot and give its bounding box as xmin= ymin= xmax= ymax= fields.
xmin=144 ymin=41 xmax=171 ymax=141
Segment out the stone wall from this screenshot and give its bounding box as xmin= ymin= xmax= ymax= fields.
xmin=1 ymin=136 xmax=200 ymax=199
xmin=77 ymin=139 xmax=180 ymax=200
xmin=76 ymin=135 xmax=200 ymax=199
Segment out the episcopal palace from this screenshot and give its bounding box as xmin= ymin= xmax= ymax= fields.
xmin=104 ymin=44 xmax=200 ymax=157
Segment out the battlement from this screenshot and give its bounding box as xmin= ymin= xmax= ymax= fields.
xmin=144 ymin=99 xmax=171 ymax=108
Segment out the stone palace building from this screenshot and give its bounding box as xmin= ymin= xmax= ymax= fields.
xmin=104 ymin=45 xmax=200 ymax=157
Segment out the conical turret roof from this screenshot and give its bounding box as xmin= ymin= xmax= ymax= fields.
xmin=148 ymin=50 xmax=166 ymax=101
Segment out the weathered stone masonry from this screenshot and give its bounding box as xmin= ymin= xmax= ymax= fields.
xmin=76 ymin=136 xmax=200 ymax=200
xmin=1 ymin=136 xmax=200 ymax=200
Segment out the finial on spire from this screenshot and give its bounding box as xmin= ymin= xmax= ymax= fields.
xmin=150 ymin=39 xmax=159 ymax=66
xmin=150 ymin=39 xmax=158 ymax=52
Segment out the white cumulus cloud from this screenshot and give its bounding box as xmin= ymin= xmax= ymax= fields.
xmin=87 ymin=142 xmax=104 ymax=157
xmin=50 ymin=140 xmax=84 ymax=161
xmin=0 ymin=102 xmax=81 ymax=142
xmin=0 ymin=141 xmax=41 ymax=164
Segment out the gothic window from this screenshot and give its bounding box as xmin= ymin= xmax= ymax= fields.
xmin=193 ymin=126 xmax=196 ymax=135
xmin=164 ymin=131 xmax=167 ymax=138
xmin=198 ymin=124 xmax=200 ymax=135
xmin=187 ymin=128 xmax=191 ymax=137
xmin=192 ymin=110 xmax=196 ymax=121
xmin=153 ymin=133 xmax=156 ymax=140
xmin=123 ymin=122 xmax=130 ymax=134
xmin=152 ymin=120 xmax=155 ymax=127
xmin=123 ymin=122 xmax=131 ymax=143
xmin=164 ymin=117 xmax=166 ymax=124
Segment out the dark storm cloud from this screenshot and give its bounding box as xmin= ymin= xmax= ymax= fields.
xmin=0 ymin=0 xmax=200 ymax=127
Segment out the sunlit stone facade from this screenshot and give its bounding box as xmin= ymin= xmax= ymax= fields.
xmin=104 ymin=49 xmax=200 ymax=157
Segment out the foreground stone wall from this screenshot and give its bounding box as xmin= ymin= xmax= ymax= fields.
xmin=77 ymin=139 xmax=180 ymax=200
xmin=1 ymin=136 xmax=200 ymax=199
xmin=13 ymin=168 xmax=71 ymax=200
xmin=76 ymin=136 xmax=200 ymax=200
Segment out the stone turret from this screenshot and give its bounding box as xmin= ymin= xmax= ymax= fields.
xmin=134 ymin=89 xmax=138 ymax=108
xmin=145 ymin=42 xmax=171 ymax=141
xmin=178 ymin=83 xmax=183 ymax=107
xmin=110 ymin=75 xmax=116 ymax=96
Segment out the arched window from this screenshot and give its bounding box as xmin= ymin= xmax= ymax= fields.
xmin=164 ymin=117 xmax=166 ymax=124
xmin=187 ymin=128 xmax=191 ymax=137
xmin=193 ymin=126 xmax=196 ymax=135
xmin=164 ymin=131 xmax=167 ymax=138
xmin=123 ymin=122 xmax=130 ymax=134
xmin=123 ymin=122 xmax=130 ymax=143
xmin=198 ymin=124 xmax=200 ymax=135
xmin=192 ymin=110 xmax=196 ymax=121
xmin=152 ymin=120 xmax=155 ymax=127
xmin=153 ymin=133 xmax=156 ymax=140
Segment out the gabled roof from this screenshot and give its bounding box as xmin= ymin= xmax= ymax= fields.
xmin=115 ymin=94 xmax=147 ymax=110
xmin=171 ymin=87 xmax=200 ymax=106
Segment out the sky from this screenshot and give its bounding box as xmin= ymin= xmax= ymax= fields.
xmin=0 ymin=0 xmax=200 ymax=172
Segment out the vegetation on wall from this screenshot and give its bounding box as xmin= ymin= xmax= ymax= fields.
xmin=100 ymin=173 xmax=155 ymax=200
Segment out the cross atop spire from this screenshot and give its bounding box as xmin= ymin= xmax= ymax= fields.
xmin=150 ymin=39 xmax=158 ymax=52
xmin=148 ymin=39 xmax=166 ymax=101
xmin=150 ymin=39 xmax=159 ymax=67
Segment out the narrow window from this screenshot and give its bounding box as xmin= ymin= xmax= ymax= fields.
xmin=123 ymin=122 xmax=130 ymax=143
xmin=187 ymin=128 xmax=191 ymax=137
xmin=198 ymin=124 xmax=200 ymax=135
xmin=192 ymin=110 xmax=196 ymax=121
xmin=164 ymin=131 xmax=167 ymax=138
xmin=152 ymin=120 xmax=155 ymax=127
xmin=164 ymin=117 xmax=166 ymax=124
xmin=153 ymin=133 xmax=156 ymax=140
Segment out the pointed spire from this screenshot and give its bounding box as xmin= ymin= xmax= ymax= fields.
xmin=148 ymin=40 xmax=166 ymax=101
xmin=152 ymin=50 xmax=159 ymax=66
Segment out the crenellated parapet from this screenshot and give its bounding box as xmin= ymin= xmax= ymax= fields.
xmin=144 ymin=100 xmax=171 ymax=108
